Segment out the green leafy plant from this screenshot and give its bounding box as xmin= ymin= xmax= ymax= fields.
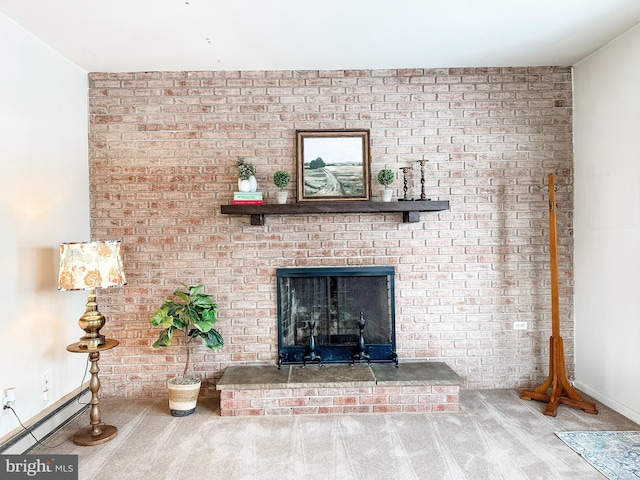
xmin=237 ymin=157 xmax=256 ymax=180
xmin=150 ymin=284 xmax=223 ymax=379
xmin=377 ymin=169 xmax=395 ymax=187
xmin=273 ymin=170 xmax=290 ymax=189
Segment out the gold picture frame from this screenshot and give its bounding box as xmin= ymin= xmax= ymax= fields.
xmin=296 ymin=130 xmax=371 ymax=202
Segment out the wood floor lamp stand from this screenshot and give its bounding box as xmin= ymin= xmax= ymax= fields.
xmin=521 ymin=174 xmax=597 ymax=417
xmin=67 ymin=338 xmax=119 ymax=445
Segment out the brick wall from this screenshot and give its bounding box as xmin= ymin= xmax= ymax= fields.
xmin=88 ymin=67 xmax=574 ymax=398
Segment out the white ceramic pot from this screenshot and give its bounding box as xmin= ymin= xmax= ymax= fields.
xmin=238 ymin=179 xmax=252 ymax=192
xmin=248 ymin=175 xmax=258 ymax=192
xmin=381 ymin=189 xmax=393 ymax=202
xmin=276 ymin=191 xmax=289 ymax=204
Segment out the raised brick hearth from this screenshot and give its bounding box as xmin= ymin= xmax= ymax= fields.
xmin=216 ymin=361 xmax=460 ymax=416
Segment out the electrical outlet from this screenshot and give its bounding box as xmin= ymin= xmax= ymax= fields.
xmin=513 ymin=321 xmax=527 ymax=330
xmin=2 ymin=387 xmax=16 ymax=414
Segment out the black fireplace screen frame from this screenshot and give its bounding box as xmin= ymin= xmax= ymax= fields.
xmin=276 ymin=266 xmax=396 ymax=366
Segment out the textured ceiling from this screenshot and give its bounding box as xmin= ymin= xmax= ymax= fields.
xmin=2 ymin=0 xmax=640 ymax=72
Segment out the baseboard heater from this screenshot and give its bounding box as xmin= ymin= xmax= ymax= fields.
xmin=0 ymin=387 xmax=90 ymax=454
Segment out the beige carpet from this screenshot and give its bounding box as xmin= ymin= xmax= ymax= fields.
xmin=32 ymin=389 xmax=639 ymax=480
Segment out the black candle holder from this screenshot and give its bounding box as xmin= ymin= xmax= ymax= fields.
xmin=415 ymin=159 xmax=431 ymax=201
xmin=399 ymin=166 xmax=413 ymax=201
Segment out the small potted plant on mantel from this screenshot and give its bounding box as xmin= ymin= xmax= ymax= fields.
xmin=237 ymin=157 xmax=257 ymax=192
xmin=150 ymin=284 xmax=223 ymax=416
xmin=377 ymin=169 xmax=395 ymax=202
xmin=273 ymin=170 xmax=290 ymax=204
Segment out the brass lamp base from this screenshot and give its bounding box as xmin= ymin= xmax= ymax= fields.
xmin=78 ymin=289 xmax=107 ymax=349
xmin=73 ymin=425 xmax=117 ymax=446
xmin=67 ymin=339 xmax=119 ymax=446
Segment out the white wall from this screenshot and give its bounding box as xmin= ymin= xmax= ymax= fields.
xmin=0 ymin=13 xmax=90 ymax=441
xmin=573 ymin=23 xmax=640 ymax=424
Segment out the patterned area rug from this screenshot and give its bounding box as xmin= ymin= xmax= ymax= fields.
xmin=556 ymin=431 xmax=640 ymax=479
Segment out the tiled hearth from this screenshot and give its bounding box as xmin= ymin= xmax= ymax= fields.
xmin=216 ymin=361 xmax=460 ymax=416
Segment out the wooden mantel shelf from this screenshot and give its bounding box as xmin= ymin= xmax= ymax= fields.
xmin=221 ymin=200 xmax=450 ymax=225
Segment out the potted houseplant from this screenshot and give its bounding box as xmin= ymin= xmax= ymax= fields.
xmin=150 ymin=284 xmax=223 ymax=416
xmin=237 ymin=157 xmax=257 ymax=192
xmin=273 ymin=170 xmax=290 ymax=204
xmin=377 ymin=169 xmax=395 ymax=202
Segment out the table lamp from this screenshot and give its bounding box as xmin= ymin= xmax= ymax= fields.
xmin=58 ymin=240 xmax=126 ymax=349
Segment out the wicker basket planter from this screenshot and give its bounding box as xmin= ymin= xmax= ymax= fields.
xmin=149 ymin=285 xmax=223 ymax=417
xmin=167 ymin=378 xmax=201 ymax=417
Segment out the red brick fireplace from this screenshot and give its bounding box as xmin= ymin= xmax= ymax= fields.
xmin=88 ymin=67 xmax=575 ymax=400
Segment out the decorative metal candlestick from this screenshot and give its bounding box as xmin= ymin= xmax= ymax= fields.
xmin=303 ymin=319 xmax=322 ymax=367
xmin=415 ymin=159 xmax=430 ymax=200
xmin=399 ymin=166 xmax=413 ymax=201
xmin=352 ymin=312 xmax=370 ymax=364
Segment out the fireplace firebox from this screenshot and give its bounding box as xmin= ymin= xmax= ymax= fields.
xmin=276 ymin=267 xmax=396 ymax=367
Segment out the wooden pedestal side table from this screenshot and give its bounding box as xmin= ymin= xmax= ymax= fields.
xmin=66 ymin=338 xmax=119 ymax=446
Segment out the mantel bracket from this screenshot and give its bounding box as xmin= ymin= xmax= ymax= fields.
xmin=250 ymin=214 xmax=265 ymax=226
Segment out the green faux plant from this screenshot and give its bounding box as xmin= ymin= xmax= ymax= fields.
xmin=377 ymin=169 xmax=395 ymax=187
xmin=273 ymin=170 xmax=290 ymax=189
xmin=150 ymin=284 xmax=223 ymax=379
xmin=237 ymin=157 xmax=256 ymax=180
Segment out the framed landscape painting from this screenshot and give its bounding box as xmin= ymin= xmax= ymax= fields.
xmin=296 ymin=130 xmax=371 ymax=202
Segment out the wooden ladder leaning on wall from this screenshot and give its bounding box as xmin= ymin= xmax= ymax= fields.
xmin=521 ymin=173 xmax=597 ymax=417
